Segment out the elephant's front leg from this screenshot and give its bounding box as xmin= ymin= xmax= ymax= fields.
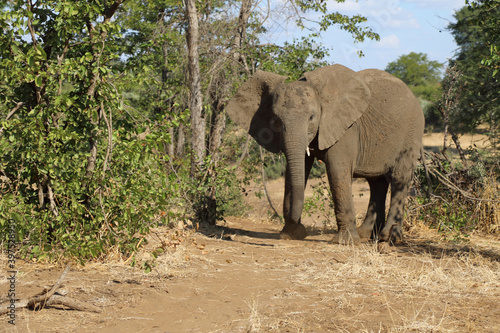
xmin=325 ymin=157 xmax=361 ymax=245
xmin=329 ymin=179 xmax=362 ymax=244
xmin=279 ymin=155 xmax=315 ymax=240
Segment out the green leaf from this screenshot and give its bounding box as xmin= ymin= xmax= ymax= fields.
xmin=10 ymin=212 xmax=22 ymax=223
xmin=35 ymin=45 xmax=47 ymax=60
xmin=27 ymin=55 xmax=35 ymax=67
xmin=35 ymin=76 xmax=43 ymax=87
xmin=11 ymin=43 xmax=22 ymax=56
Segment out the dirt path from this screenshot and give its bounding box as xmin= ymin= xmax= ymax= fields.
xmin=2 ymin=217 xmax=500 ymax=333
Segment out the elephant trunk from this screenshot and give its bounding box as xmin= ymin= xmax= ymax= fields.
xmin=283 ymin=131 xmax=307 ymax=224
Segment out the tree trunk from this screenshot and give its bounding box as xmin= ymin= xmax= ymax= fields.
xmin=167 ymin=126 xmax=175 ymax=156
xmin=196 ymin=0 xmax=254 ymax=225
xmin=209 ymin=108 xmax=226 ymax=163
xmin=204 ymin=90 xmax=227 ymax=225
xmin=185 ymin=0 xmax=205 ymax=174
xmin=232 ymin=0 xmax=252 ymax=73
xmin=176 ymin=123 xmax=185 ymax=157
xmin=157 ymin=8 xmax=177 ymax=157
xmin=207 ymin=0 xmax=253 ymax=161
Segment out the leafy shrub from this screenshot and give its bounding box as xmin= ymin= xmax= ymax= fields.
xmin=303 ymin=178 xmax=336 ymax=228
xmin=263 ymin=157 xmax=326 ymax=180
xmin=264 ymin=158 xmax=286 ymax=180
xmin=0 ymin=1 xmax=178 ymax=260
xmin=185 ymin=159 xmax=248 ymax=224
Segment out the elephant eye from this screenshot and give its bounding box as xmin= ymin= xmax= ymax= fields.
xmin=309 ymin=115 xmax=314 ymax=121
xmin=270 ymin=117 xmax=282 ymax=131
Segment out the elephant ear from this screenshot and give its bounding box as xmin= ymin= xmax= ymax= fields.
xmin=225 ymin=71 xmax=287 ymax=153
xmin=304 ymin=64 xmax=371 ymax=150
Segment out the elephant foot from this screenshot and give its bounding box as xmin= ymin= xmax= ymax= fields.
xmin=379 ymin=224 xmax=403 ymax=244
xmin=357 ymin=224 xmax=374 ymax=240
xmin=330 ymin=229 xmax=361 ymax=245
xmin=280 ymin=223 xmax=307 ymax=240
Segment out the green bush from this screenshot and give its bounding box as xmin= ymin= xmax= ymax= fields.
xmin=0 ymin=1 xmax=178 ymax=260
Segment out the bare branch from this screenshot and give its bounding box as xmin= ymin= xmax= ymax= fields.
xmin=38 ymin=174 xmax=48 ymax=209
xmin=26 ymin=264 xmax=71 ymax=310
xmin=104 ymin=0 xmax=127 ymax=22
xmin=99 ymin=189 xmax=119 ymax=238
xmin=259 ymin=147 xmax=281 ymax=219
xmin=45 ymin=295 xmax=101 ymax=313
xmin=236 ymin=135 xmax=252 ymax=167
xmin=47 ymin=181 xmax=59 ymax=217
xmin=26 ymin=0 xmax=39 ymax=47
xmin=426 ymin=162 xmax=500 ymax=203
xmin=7 ymin=101 xmax=25 ymax=120
xmin=101 ymin=102 xmax=113 ymax=173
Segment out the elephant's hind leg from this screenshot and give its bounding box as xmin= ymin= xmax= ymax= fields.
xmin=357 ymin=177 xmax=389 ymax=240
xmin=380 ymin=150 xmax=417 ymax=243
xmin=380 ymin=179 xmax=407 ymax=243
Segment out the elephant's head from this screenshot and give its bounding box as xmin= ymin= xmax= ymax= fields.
xmin=225 ymin=65 xmax=371 ymax=227
xmin=226 ymin=64 xmax=371 ymax=154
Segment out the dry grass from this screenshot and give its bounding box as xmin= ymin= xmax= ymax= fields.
xmin=241 ymin=225 xmax=500 ymax=332
xmin=246 ymin=296 xmax=262 ymax=333
xmin=475 ymin=179 xmax=500 ymax=233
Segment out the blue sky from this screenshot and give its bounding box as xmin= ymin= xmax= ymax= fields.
xmin=266 ymin=0 xmax=468 ymax=71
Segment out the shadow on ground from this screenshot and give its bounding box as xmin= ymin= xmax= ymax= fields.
xmin=400 ymin=236 xmax=500 ymax=263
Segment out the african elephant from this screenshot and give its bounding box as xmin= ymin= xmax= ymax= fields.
xmin=225 ymin=64 xmax=424 ymax=244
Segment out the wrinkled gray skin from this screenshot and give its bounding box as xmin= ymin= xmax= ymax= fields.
xmin=226 ymin=65 xmax=425 ymax=244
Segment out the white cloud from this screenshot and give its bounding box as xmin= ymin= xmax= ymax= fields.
xmin=327 ymin=0 xmax=362 ymax=12
xmin=386 ymin=17 xmax=421 ymax=29
xmin=375 ymin=34 xmax=401 ymax=49
xmin=326 ymin=0 xmax=421 ymax=30
xmin=328 ymin=0 xmax=402 ymax=14
xmin=403 ymin=0 xmax=466 ymax=9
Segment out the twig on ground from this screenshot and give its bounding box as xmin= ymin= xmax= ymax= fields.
xmin=0 ymin=263 xmax=102 ymax=315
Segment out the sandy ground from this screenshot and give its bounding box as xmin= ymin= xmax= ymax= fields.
xmin=1 ymin=131 xmax=499 ymax=333
xmin=1 ymin=219 xmax=499 ymax=333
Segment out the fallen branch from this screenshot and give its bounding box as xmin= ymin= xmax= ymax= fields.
xmin=45 ymin=295 xmax=101 ymax=313
xmin=27 ymin=263 xmax=71 ymax=310
xmin=427 ymin=167 xmax=500 ymax=203
xmin=0 ymin=263 xmax=102 ymax=315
